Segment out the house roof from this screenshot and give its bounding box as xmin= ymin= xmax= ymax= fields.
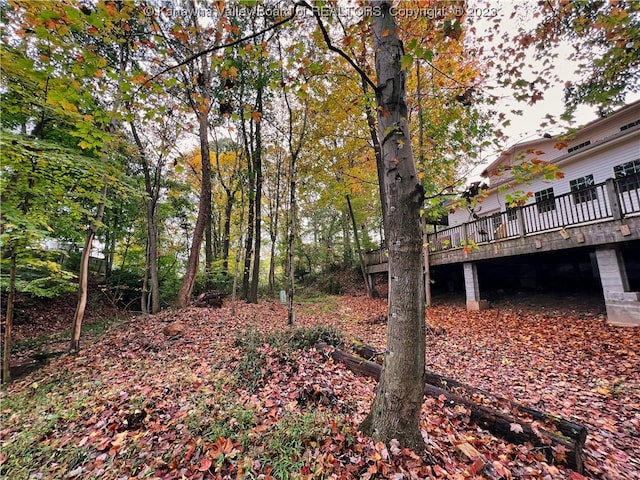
xmin=480 ymin=98 xmax=640 ymax=178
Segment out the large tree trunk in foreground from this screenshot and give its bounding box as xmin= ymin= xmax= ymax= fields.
xmin=322 ymin=344 xmax=586 ymax=473
xmin=359 ymin=2 xmax=426 ymax=451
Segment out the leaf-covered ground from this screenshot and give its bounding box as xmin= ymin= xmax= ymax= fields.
xmin=1 ymin=293 xmax=638 ymax=479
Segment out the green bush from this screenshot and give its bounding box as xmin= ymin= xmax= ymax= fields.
xmin=0 ymin=251 xmax=77 ymax=299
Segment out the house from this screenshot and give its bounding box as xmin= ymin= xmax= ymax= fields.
xmin=436 ymin=100 xmax=640 ymax=325
xmin=448 ymin=101 xmax=640 ymax=232
xmin=365 ymin=100 xmax=640 ymax=325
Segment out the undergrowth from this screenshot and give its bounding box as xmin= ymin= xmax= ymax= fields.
xmin=232 ymin=325 xmax=343 ymax=391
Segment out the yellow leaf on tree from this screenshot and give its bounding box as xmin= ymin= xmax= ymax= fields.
xmin=132 ymin=73 xmax=148 ymax=84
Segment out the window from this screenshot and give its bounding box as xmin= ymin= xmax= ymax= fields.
xmin=568 ymin=140 xmax=591 ymax=153
xmin=614 ymin=159 xmax=640 ymax=192
xmin=535 ymin=188 xmax=555 ymax=213
xmin=620 ymin=119 xmax=640 ymax=132
xmin=570 ymin=174 xmax=597 ymax=203
xmin=506 ymin=207 xmax=518 ymax=221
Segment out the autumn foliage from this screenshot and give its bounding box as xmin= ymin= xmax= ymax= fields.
xmin=1 ymin=294 xmax=638 ymax=479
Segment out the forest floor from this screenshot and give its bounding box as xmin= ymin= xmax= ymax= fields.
xmin=1 ymin=287 xmax=638 ymax=480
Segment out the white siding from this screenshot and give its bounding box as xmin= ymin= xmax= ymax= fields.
xmin=448 ymin=102 xmax=640 ymax=225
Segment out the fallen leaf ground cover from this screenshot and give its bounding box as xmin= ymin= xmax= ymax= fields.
xmin=1 ymin=293 xmax=638 ymax=479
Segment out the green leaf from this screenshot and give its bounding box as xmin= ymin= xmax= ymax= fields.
xmin=400 ymin=54 xmax=414 ymax=70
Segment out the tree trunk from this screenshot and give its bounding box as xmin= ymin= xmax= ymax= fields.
xmin=205 ymin=206 xmax=214 ymax=290
xmin=242 ymin=182 xmax=255 ymax=300
xmin=222 ymin=192 xmax=233 ymax=273
xmin=130 ymin=121 xmax=161 ymax=314
xmin=341 ymin=208 xmax=353 ymax=267
xmin=286 ymin=163 xmax=296 ymax=325
xmin=249 ymin=87 xmax=263 ymax=304
xmin=71 ymin=186 xmax=107 ymax=352
xmin=141 ymin=239 xmax=150 ymax=314
xmin=147 ymin=201 xmax=160 ymax=313
xmin=231 ymin=191 xmax=245 ymax=317
xmin=2 ymin=252 xmax=17 ymax=383
xmin=347 ymin=194 xmax=373 ymax=298
xmin=267 ymin=152 xmax=283 ymax=295
xmin=362 ymin=77 xmax=387 ymax=239
xmin=360 ymin=2 xmax=426 ymax=451
xmin=177 ymin=54 xmax=213 ymax=308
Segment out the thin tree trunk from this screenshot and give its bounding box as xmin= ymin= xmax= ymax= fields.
xmin=347 ymin=195 xmax=373 ymax=298
xmin=360 ymin=2 xmax=426 ymax=451
xmin=231 ymin=191 xmax=245 ymax=316
xmin=130 ymin=121 xmax=161 ymax=314
xmin=267 ymin=157 xmax=283 ymax=295
xmin=141 ymin=239 xmax=150 ymax=314
xmin=286 ymin=157 xmax=296 ymax=325
xmin=147 ymin=207 xmax=160 ymax=313
xmin=342 ymin=208 xmax=353 ymax=267
xmin=239 ymin=100 xmax=256 ymax=301
xmin=222 ymin=193 xmax=233 ymax=273
xmin=177 ymin=53 xmax=213 ymax=307
xmin=71 ymin=185 xmax=107 ymax=352
xmin=2 ymin=251 xmax=17 ymax=383
xmin=249 ymin=87 xmax=263 ymax=304
xmin=205 ymin=208 xmax=213 ymax=290
xmin=242 ymin=184 xmax=255 ymax=300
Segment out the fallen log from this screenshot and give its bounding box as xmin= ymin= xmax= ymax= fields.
xmin=317 ymin=343 xmax=586 ymax=473
xmin=194 ymin=290 xmax=223 ymax=308
xmin=352 ymin=343 xmax=587 ymax=443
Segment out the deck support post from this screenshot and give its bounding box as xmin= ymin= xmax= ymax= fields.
xmin=463 ymin=262 xmax=489 ymax=311
xmin=595 ymin=246 xmax=640 ymax=326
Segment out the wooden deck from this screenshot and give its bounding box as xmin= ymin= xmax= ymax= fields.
xmin=365 ymin=175 xmax=640 ymax=272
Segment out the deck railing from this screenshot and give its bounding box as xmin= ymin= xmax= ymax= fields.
xmin=426 ymin=176 xmax=639 ymax=253
xmin=365 ymin=174 xmax=640 ymax=263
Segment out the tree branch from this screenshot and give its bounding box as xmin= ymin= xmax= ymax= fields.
xmin=298 ymin=1 xmax=377 ymax=92
xmin=139 ymin=2 xmax=305 ymax=92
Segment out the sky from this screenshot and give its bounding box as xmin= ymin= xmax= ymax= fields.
xmin=455 ymin=0 xmax=639 ymax=185
xmin=467 ymin=0 xmax=639 ymax=156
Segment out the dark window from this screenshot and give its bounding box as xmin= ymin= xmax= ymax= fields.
xmin=620 ymin=119 xmax=640 ymax=132
xmin=614 ymin=159 xmax=640 ymax=192
xmin=568 ymin=140 xmax=591 ymax=153
xmin=535 ymin=187 xmax=555 ymax=213
xmin=506 ymin=207 xmax=518 ymax=221
xmin=570 ymin=174 xmax=597 ymax=203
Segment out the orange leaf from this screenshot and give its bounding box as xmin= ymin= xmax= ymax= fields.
xmin=382 ymin=29 xmax=390 ymax=37
xmin=198 ymin=457 xmax=212 ymax=472
xmin=132 ymin=74 xmax=148 ymax=84
xmin=209 ymin=437 xmax=235 ymax=459
xmin=251 ymin=111 xmax=262 ymax=123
